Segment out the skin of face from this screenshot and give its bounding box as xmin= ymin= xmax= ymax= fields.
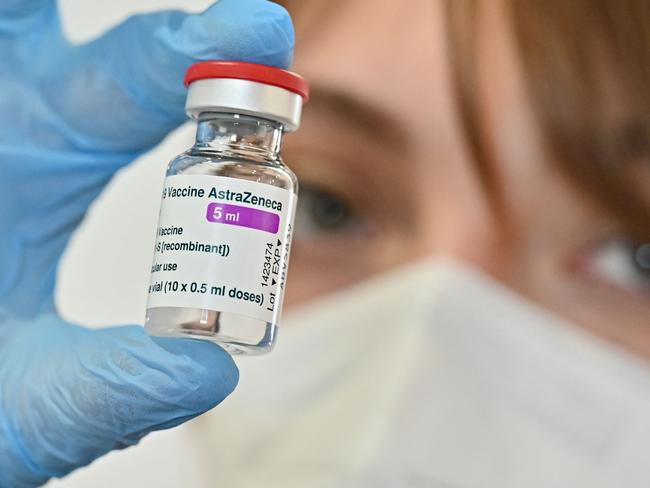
xmin=281 ymin=0 xmax=650 ymax=358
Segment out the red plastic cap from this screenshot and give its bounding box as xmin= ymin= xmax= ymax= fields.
xmin=184 ymin=61 xmax=310 ymax=102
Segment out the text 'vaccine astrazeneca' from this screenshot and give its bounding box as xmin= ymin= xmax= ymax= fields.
xmin=145 ymin=61 xmax=309 ymax=355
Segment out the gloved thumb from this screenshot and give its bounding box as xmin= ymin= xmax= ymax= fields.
xmin=0 ymin=317 xmax=238 ymax=487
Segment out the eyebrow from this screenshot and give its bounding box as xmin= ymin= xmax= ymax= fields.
xmin=306 ymin=83 xmax=408 ymax=150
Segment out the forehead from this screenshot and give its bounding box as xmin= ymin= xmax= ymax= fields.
xmin=286 ymin=0 xmax=459 ymax=146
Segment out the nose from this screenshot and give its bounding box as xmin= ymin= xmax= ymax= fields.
xmin=403 ymin=153 xmax=506 ymax=280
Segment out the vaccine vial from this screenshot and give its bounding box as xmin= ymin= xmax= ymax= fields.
xmin=145 ymin=61 xmax=309 ymax=355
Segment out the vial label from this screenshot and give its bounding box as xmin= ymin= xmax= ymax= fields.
xmin=147 ymin=174 xmax=295 ymax=324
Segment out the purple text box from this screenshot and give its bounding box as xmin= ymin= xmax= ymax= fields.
xmin=206 ymin=202 xmax=280 ymax=234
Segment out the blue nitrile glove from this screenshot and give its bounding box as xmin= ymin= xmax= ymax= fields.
xmin=0 ymin=0 xmax=294 ymax=486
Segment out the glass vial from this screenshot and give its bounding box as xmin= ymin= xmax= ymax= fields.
xmin=145 ymin=62 xmax=309 ymax=355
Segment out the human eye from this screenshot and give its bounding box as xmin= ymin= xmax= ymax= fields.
xmin=582 ymin=239 xmax=650 ymax=298
xmin=294 ymin=183 xmax=359 ymax=238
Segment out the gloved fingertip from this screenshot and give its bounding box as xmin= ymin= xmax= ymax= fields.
xmin=153 ymin=336 xmax=239 ymax=400
xmin=163 ymin=0 xmax=295 ymax=69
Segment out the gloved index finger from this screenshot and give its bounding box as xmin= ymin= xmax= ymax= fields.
xmin=41 ymin=0 xmax=295 ymax=154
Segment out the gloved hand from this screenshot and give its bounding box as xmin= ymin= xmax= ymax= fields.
xmin=0 ymin=0 xmax=294 ymax=486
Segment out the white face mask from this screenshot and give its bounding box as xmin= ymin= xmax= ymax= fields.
xmin=64 ymin=259 xmax=650 ymax=488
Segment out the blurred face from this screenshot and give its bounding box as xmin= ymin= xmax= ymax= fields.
xmin=283 ymin=0 xmax=650 ymax=357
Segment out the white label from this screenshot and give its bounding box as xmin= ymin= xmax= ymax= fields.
xmin=147 ymin=174 xmax=295 ymax=324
